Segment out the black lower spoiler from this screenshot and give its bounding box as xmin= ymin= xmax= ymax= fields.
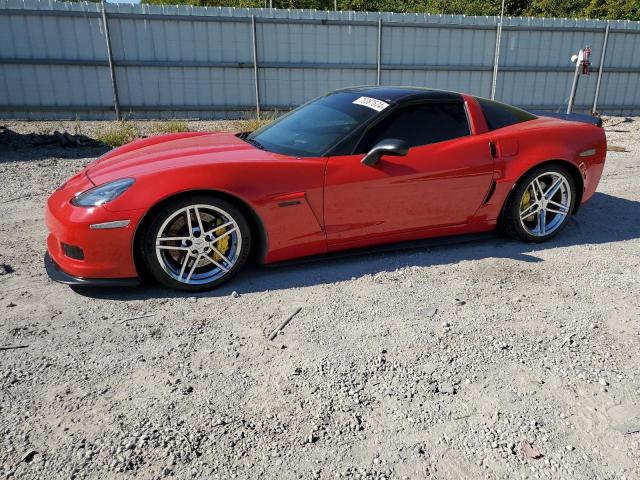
xmin=528 ymin=110 xmax=603 ymax=127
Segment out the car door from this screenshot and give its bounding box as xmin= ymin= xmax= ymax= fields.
xmin=323 ymin=101 xmax=495 ymax=245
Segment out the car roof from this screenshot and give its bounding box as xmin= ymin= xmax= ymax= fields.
xmin=334 ymin=85 xmax=463 ymax=104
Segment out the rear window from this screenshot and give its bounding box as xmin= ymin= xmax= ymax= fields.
xmin=476 ymin=97 xmax=537 ymax=131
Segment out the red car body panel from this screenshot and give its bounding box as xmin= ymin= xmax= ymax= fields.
xmin=45 ymin=93 xmax=606 ymax=282
xmin=46 ymin=171 xmax=145 ymax=278
xmin=324 ymin=135 xmax=495 ymax=242
xmin=93 ymin=132 xmax=330 ymax=261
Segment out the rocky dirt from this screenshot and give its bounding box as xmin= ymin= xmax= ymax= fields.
xmin=0 ymin=118 xmax=639 ymax=480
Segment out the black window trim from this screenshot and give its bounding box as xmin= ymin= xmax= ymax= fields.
xmin=332 ymin=98 xmax=472 ymax=157
xmin=474 ymin=96 xmax=538 ymax=132
xmin=247 ymin=93 xmax=475 ymax=158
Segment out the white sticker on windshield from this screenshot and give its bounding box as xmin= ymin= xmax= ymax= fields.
xmin=352 ymin=96 xmax=390 ymax=112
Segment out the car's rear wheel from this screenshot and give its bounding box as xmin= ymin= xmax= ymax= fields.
xmin=502 ymin=164 xmax=576 ymax=242
xmin=141 ymin=195 xmax=251 ymax=291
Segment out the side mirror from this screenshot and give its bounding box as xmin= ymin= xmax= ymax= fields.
xmin=361 ymin=138 xmax=409 ymax=166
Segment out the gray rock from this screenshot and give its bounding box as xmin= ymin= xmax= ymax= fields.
xmin=21 ymin=450 xmax=38 ymax=463
xmin=438 ymin=383 xmax=456 ymax=395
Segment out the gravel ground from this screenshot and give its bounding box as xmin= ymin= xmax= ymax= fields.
xmin=0 ymin=117 xmax=639 ymax=480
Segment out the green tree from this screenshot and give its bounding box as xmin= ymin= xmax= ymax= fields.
xmin=134 ymin=0 xmax=640 ymax=21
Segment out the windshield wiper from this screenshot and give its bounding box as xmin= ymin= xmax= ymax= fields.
xmin=245 ymin=137 xmax=265 ymax=150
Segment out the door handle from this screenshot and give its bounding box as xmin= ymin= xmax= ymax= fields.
xmin=489 ymin=142 xmax=497 ymax=158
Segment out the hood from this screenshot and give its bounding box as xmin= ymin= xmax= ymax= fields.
xmin=85 ymin=131 xmax=273 ymax=184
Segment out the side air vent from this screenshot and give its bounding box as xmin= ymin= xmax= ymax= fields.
xmin=482 ymin=180 xmax=497 ymax=205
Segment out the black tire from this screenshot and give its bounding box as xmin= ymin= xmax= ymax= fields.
xmin=140 ymin=194 xmax=251 ymax=291
xmin=501 ymin=164 xmax=576 ymax=243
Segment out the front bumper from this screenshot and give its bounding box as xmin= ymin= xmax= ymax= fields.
xmin=45 ymin=252 xmax=139 ymax=287
xmin=45 ymin=171 xmax=145 ymax=282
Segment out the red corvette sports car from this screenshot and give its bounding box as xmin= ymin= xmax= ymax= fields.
xmin=45 ymin=86 xmax=606 ymax=291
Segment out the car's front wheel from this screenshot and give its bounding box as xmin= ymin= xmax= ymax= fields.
xmin=141 ymin=195 xmax=251 ymax=291
xmin=502 ymin=164 xmax=576 ymax=242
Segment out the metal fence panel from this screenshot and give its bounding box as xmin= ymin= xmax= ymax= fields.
xmin=598 ymin=24 xmax=640 ymax=109
xmin=0 ymin=0 xmax=639 ymax=119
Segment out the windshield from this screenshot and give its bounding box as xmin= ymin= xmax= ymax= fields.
xmin=246 ymin=92 xmax=387 ymax=157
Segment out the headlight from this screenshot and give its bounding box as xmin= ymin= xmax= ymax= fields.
xmin=71 ymin=178 xmax=135 ymax=207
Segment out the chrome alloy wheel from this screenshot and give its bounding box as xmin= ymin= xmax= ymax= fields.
xmin=519 ymin=172 xmax=572 ymax=237
xmin=154 ymin=204 xmax=242 ymax=285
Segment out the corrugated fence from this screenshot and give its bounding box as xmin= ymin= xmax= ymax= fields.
xmin=1 ymin=0 xmax=640 ymax=119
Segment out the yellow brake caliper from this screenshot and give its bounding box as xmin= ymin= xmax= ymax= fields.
xmin=212 ymin=219 xmax=230 ymax=261
xmin=520 ymin=188 xmax=532 ymax=214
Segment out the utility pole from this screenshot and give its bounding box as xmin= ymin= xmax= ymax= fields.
xmin=490 ymin=0 xmax=505 ymax=100
xmin=100 ymin=0 xmax=120 ymax=120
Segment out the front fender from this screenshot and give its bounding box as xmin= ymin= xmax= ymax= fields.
xmin=103 ymin=159 xmax=329 ymax=264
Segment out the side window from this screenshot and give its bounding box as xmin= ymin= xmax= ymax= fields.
xmin=476 ymin=97 xmax=537 ymax=131
xmin=355 ymin=102 xmax=470 ymax=154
